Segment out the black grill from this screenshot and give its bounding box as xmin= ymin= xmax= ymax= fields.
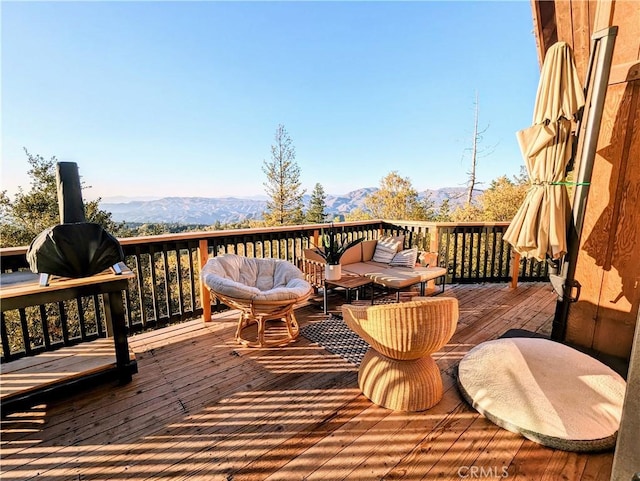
xmin=26 ymin=162 xmax=124 ymax=285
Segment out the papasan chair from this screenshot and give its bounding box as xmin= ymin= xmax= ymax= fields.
xmin=201 ymin=254 xmax=312 ymax=347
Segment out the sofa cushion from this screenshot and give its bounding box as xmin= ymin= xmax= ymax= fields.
xmin=343 ymin=261 xmax=388 ymax=277
xmin=381 ymin=235 xmax=405 ymax=251
xmin=303 ymin=248 xmax=326 ymax=264
xmin=392 ymin=265 xmax=447 ymax=282
xmin=361 ymin=240 xmax=378 ymax=262
xmin=372 ymin=237 xmax=403 ymax=263
xmin=201 ymin=254 xmax=310 ymax=301
xmin=340 ymin=243 xmax=362 ymax=265
xmin=389 ymin=248 xmax=418 ymax=267
xmin=343 ymin=262 xmax=420 ymax=289
xmin=362 ymin=265 xmax=422 ymax=289
xmin=342 ymin=262 xmax=446 ymax=290
xmin=418 ymin=251 xmax=438 ymax=267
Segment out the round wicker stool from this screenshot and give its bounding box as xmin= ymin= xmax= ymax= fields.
xmin=342 ymin=298 xmax=458 ymax=411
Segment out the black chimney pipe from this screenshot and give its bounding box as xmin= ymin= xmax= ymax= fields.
xmin=56 ymin=162 xmax=85 ymax=224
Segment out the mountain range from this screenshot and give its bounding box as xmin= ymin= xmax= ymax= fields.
xmin=100 ymin=187 xmax=475 ymax=224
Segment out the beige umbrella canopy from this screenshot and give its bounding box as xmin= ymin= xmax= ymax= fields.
xmin=504 ymin=42 xmax=585 ymax=261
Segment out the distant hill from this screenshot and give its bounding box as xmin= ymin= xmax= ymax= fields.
xmin=100 ymin=187 xmax=479 ymax=224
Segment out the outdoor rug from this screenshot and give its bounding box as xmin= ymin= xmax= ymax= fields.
xmin=300 ymin=315 xmax=369 ymax=366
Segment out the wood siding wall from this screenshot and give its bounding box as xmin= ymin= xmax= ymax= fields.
xmin=533 ymin=0 xmax=640 ymax=359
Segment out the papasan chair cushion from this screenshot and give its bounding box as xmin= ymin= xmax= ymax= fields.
xmin=200 ymin=254 xmax=311 ymax=347
xmin=201 ymin=254 xmax=311 ymax=301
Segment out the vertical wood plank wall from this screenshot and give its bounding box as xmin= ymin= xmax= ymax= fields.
xmin=533 ymin=0 xmax=640 ymax=359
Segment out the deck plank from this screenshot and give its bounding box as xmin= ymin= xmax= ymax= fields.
xmin=0 ymin=283 xmax=615 ymax=481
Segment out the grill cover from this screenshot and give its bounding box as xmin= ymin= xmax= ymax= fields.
xmin=27 ymin=223 xmax=124 ymax=278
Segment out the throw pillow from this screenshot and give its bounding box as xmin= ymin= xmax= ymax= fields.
xmin=389 ymin=248 xmax=419 ymax=268
xmin=379 ymin=235 xmax=405 ymax=252
xmin=372 ymin=238 xmax=402 ymax=263
xmin=417 ymin=251 xmax=438 ymax=267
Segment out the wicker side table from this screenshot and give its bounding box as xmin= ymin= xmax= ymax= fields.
xmin=342 ymin=298 xmax=459 ymax=411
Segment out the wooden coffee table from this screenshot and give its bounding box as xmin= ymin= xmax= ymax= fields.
xmin=323 ymin=274 xmax=374 ymax=314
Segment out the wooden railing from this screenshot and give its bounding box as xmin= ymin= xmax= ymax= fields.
xmin=385 ymin=221 xmax=548 ymax=283
xmin=0 ymin=220 xmax=547 ymax=362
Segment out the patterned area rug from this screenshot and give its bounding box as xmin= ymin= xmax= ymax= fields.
xmin=300 ymin=315 xmax=369 ymax=365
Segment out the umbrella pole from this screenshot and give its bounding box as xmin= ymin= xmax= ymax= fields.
xmin=551 ymin=26 xmax=618 ymax=341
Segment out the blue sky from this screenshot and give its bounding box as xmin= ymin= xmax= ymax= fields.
xmin=2 ymin=1 xmax=540 ymax=201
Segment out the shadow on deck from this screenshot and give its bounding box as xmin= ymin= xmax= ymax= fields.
xmin=0 ymin=283 xmax=614 ymax=480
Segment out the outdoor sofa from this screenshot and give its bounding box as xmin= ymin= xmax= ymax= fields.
xmin=302 ymin=236 xmax=447 ymax=299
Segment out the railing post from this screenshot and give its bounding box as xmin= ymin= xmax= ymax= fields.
xmin=198 ymin=239 xmax=212 ymax=322
xmin=425 ymin=225 xmax=441 ymax=291
xmin=429 ymin=225 xmax=439 ymax=254
xmin=511 ymin=252 xmax=521 ymax=289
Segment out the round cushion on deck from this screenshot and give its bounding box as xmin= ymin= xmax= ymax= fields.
xmin=457 ymin=338 xmax=625 ymax=452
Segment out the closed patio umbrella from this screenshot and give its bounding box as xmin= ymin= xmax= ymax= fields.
xmin=504 ymin=42 xmax=585 ymax=261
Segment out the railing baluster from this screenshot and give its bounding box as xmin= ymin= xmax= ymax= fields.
xmin=161 ymin=244 xmax=171 ymax=321
xmin=497 ymin=230 xmax=505 ymax=279
xmin=1 ymin=312 xmax=12 ymax=361
xmin=187 ymin=243 xmax=197 ymax=314
xmin=148 ymin=247 xmax=160 ymax=324
xmin=19 ymin=308 xmax=31 ymax=356
xmin=471 ymin=228 xmax=477 ymax=280
xmin=443 ymin=227 xmax=451 ymax=281
xmin=482 ymin=227 xmax=489 ymax=281
xmin=490 ymin=227 xmax=498 ymax=281
xmin=452 ymin=229 xmax=459 ymax=283
xmin=175 ymin=245 xmax=185 ymax=316
xmin=463 ymin=229 xmax=469 ymax=280
xmin=95 ymin=294 xmax=105 ymax=337
xmin=39 ymin=304 xmax=51 ymax=350
xmin=57 ymin=301 xmax=69 ymax=346
xmin=133 ymin=247 xmax=147 ymax=328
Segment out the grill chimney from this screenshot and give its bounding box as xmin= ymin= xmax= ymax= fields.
xmin=56 ymin=162 xmax=86 ymax=224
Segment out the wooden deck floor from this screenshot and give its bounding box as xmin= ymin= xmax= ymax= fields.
xmin=0 ymin=283 xmax=614 ymax=481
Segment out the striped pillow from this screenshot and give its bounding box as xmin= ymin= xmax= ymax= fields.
xmin=372 ymin=238 xmax=402 ymax=264
xmin=389 ymin=248 xmax=419 ymax=268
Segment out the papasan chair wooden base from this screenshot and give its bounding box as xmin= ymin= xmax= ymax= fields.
xmin=214 ymin=291 xmax=302 ymax=348
xmin=201 ymin=254 xmax=312 ymax=348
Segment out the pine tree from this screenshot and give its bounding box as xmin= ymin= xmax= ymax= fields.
xmin=305 ymin=183 xmax=328 ymax=224
xmin=262 ymin=124 xmax=305 ymax=226
xmin=435 ymin=198 xmax=453 ymax=222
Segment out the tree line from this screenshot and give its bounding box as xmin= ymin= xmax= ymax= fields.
xmin=1 ymin=128 xmax=529 ymax=249
xmin=261 ymin=123 xmax=529 ymax=226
